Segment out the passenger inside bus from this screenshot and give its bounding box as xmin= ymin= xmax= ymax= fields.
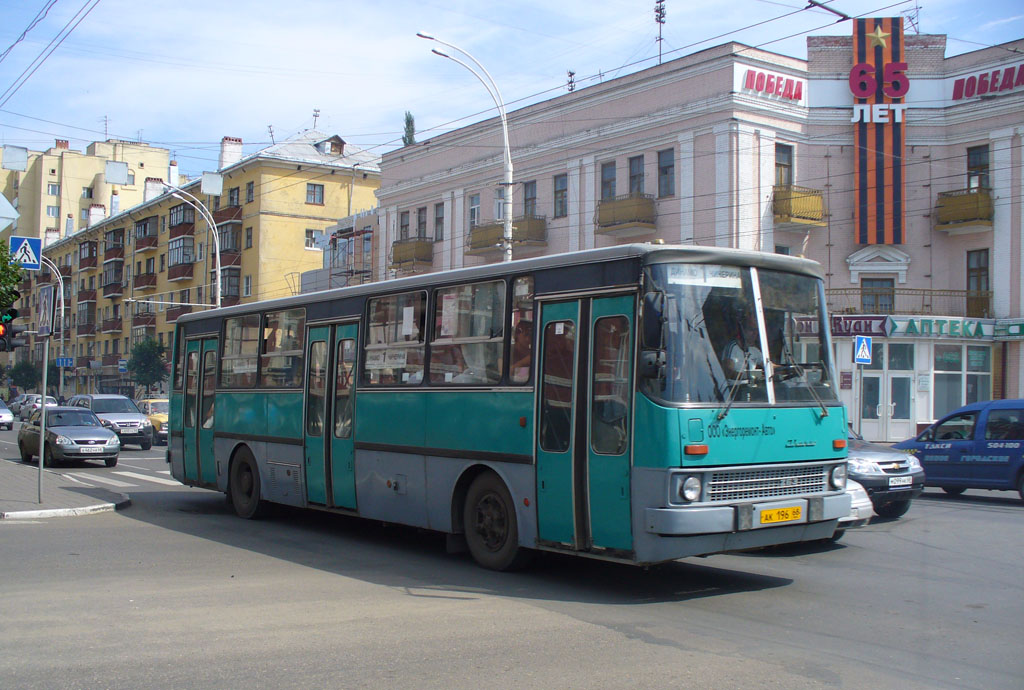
xmin=510 ymin=317 xmax=534 ymax=382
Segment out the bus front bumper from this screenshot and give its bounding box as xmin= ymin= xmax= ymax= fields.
xmin=644 ymin=493 xmax=851 ymax=536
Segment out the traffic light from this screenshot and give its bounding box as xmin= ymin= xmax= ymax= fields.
xmin=0 ymin=304 xmax=26 ymax=351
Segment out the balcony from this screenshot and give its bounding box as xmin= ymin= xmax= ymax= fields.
xmin=773 ymin=185 xmax=827 ymax=228
xmin=168 ymin=263 xmax=193 ymax=282
xmin=101 ymin=353 xmax=124 ymax=367
xmin=213 ymin=206 xmax=242 ymax=224
xmin=935 ymin=188 xmax=994 ymax=233
xmin=78 ymin=289 xmax=97 ymax=303
xmin=132 ymin=311 xmax=156 ymax=327
xmin=59 ymin=264 xmax=72 ymax=278
xmin=467 ymin=215 xmax=547 ymax=256
xmin=77 ymin=322 xmax=96 ymax=337
xmin=76 ymin=356 xmax=94 ymax=369
xmin=101 ymin=318 xmax=123 ymax=334
xmin=391 ymin=237 xmax=433 ymax=268
xmin=103 ymin=281 xmax=124 ymax=299
xmin=596 ymin=193 xmax=656 ymax=237
xmin=133 ymin=272 xmax=157 ymax=291
xmin=37 ymin=270 xmax=53 ymax=284
xmin=166 ymin=305 xmax=192 ymax=322
xmin=79 ymin=255 xmax=97 ymax=270
xmin=826 ymin=288 xmax=993 ymax=318
xmin=104 ymin=244 xmax=124 ymax=261
xmin=134 ymin=234 xmax=159 ymax=252
xmin=219 ymin=247 xmax=242 ymax=267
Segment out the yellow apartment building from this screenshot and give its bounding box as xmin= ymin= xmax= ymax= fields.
xmin=1 ymin=139 xmax=173 ymax=247
xmin=23 ymin=130 xmax=379 ymax=395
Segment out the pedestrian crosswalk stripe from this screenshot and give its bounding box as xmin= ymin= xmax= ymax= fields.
xmin=113 ymin=471 xmax=181 ymax=486
xmin=66 ymin=473 xmax=134 ymax=488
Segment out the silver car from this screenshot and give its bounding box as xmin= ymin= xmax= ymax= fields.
xmin=18 ymin=407 xmax=120 ymax=467
xmin=18 ymin=395 xmax=58 ymax=421
xmin=0 ymin=400 xmax=13 ymax=430
xmin=8 ymin=394 xmax=28 ymax=416
xmin=67 ymin=394 xmax=153 ymax=450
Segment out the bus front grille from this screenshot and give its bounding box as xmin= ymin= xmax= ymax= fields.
xmin=707 ymin=464 xmax=830 ymax=502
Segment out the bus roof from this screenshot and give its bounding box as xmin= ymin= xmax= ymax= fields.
xmin=176 ymin=244 xmax=824 ymax=325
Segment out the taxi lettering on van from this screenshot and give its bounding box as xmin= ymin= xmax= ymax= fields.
xmin=924 ymin=443 xmax=952 ymax=450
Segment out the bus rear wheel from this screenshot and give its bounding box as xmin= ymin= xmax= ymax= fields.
xmin=229 ymin=449 xmax=267 ymax=519
xmin=463 ymin=471 xmax=531 ymax=571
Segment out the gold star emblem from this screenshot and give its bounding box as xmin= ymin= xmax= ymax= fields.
xmin=866 ymin=26 xmax=890 ymax=49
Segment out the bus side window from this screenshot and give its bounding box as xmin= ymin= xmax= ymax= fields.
xmin=510 ymin=276 xmax=534 ymax=384
xmin=540 ymin=321 xmax=575 ymax=452
xmin=201 ymin=350 xmax=216 ymax=429
xmin=334 ymin=339 xmax=356 ymax=438
xmin=591 ymin=316 xmax=630 ymax=455
xmin=184 ymin=351 xmax=199 ymax=428
xmin=306 ymin=340 xmax=327 ymax=437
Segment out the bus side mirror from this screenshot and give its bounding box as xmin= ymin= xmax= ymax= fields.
xmin=642 ymin=291 xmax=665 ymax=349
xmin=639 ymin=349 xmax=666 ymax=380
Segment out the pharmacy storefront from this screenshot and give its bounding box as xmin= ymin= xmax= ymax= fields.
xmin=835 ymin=316 xmax=994 ymax=442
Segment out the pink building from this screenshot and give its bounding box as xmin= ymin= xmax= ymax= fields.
xmin=355 ymin=23 xmax=1024 ymax=441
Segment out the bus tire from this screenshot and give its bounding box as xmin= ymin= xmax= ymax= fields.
xmin=229 ymin=448 xmax=267 ymax=519
xmin=463 ymin=471 xmax=531 ymax=571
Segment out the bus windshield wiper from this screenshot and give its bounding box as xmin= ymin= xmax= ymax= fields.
xmin=776 ymin=329 xmax=828 ymax=418
xmin=717 ymin=351 xmax=750 ymax=421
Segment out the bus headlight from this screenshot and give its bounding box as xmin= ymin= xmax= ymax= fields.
xmin=830 ymin=464 xmax=847 ymax=490
xmin=676 ymin=475 xmax=702 ymax=502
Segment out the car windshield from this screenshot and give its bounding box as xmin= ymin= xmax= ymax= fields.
xmin=92 ymin=398 xmax=141 ymax=414
xmin=0 ymin=401 xmax=7 ymax=410
xmin=49 ymin=411 xmax=101 ymax=427
xmin=149 ymin=401 xmax=169 ymax=414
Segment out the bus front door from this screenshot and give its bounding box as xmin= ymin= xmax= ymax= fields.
xmin=304 ymin=323 xmax=358 ymax=509
xmin=183 ymin=338 xmax=218 ymax=486
xmin=536 ymin=296 xmax=634 ymax=554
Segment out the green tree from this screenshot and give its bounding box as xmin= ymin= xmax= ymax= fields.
xmin=402 ymin=111 xmax=416 ymax=146
xmin=0 ymin=242 xmax=24 ymax=307
xmin=127 ymin=338 xmax=168 ymax=394
xmin=10 ymin=360 xmax=40 ymax=391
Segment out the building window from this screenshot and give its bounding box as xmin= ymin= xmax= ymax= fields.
xmin=628 ymin=155 xmax=644 ymax=196
xmin=306 ymin=183 xmax=324 ymax=205
xmin=469 ymin=194 xmax=480 ymax=229
xmin=416 ymin=207 xmax=427 ymax=238
xmin=399 ymin=211 xmax=410 ymax=239
xmin=48 ymin=183 xmax=60 ymax=196
xmin=305 ymin=229 xmax=321 ymax=249
xmin=657 ymin=149 xmax=674 ymax=198
xmin=169 ymin=203 xmax=194 ymax=226
xmin=776 ymin=143 xmax=793 ymax=186
xmin=81 ymin=208 xmax=89 ymax=221
xmin=168 ymin=237 xmax=194 ymax=266
xmin=218 ymin=225 xmax=241 ymax=251
xmin=246 ymin=181 xmax=254 ymax=203
xmin=553 ymin=174 xmax=568 ymax=218
xmin=967 ymin=145 xmax=989 ymax=189
xmin=245 ymin=227 xmax=253 ymax=249
xmin=222 ymin=267 xmax=241 ymax=298
xmin=934 ymin=344 xmax=992 ymax=419
xmin=127 ymin=171 xmax=135 ymax=185
xmin=967 ymin=249 xmax=990 ymax=317
xmin=82 ymin=187 xmax=93 ymax=199
xmin=861 ymin=278 xmax=894 ymax=313
xmin=434 ymin=203 xmax=444 ymax=241
xmin=46 ymin=206 xmax=59 ymax=218
xmin=145 ymin=257 xmax=155 ymax=274
xmin=197 ymin=242 xmax=204 ymax=261
xmin=775 ymin=245 xmax=791 ymax=255
xmin=212 ymin=196 xmax=220 ymax=211
xmin=601 ymin=162 xmax=616 ymax=200
xmin=227 ymin=187 xmax=240 ymax=207
xmin=243 ymin=275 xmax=252 ymax=297
xmin=523 ymin=180 xmax=536 ymax=216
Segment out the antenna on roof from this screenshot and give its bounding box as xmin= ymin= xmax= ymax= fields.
xmin=567 ymin=70 xmax=576 ymax=93
xmin=654 ymin=1 xmax=666 ymax=65
xmin=901 ymin=2 xmax=921 ymax=34
xmin=312 ymin=108 xmax=320 ymax=129
xmin=268 ymin=125 xmax=275 ymax=144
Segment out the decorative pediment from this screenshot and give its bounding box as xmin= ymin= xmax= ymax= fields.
xmin=846 ymin=245 xmax=910 ymax=284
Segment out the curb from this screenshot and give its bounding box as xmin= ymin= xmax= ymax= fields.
xmin=0 ymin=492 xmax=131 ymax=520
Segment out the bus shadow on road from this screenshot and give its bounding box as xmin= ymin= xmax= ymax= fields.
xmin=122 ymin=490 xmax=793 ymax=606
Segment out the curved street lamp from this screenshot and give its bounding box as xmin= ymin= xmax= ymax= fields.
xmin=162 ymin=182 xmax=222 ymax=308
xmin=417 ymin=32 xmax=513 ymax=263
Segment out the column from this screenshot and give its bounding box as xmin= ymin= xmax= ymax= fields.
xmin=714 ymin=123 xmax=733 ymax=247
xmin=678 ymin=132 xmax=694 ymax=244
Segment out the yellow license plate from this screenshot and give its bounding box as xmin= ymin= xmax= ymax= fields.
xmin=760 ymin=506 xmax=802 ymax=524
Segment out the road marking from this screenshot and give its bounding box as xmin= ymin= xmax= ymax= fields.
xmin=66 ymin=472 xmax=135 ymax=488
xmin=112 ymin=471 xmax=181 ymax=486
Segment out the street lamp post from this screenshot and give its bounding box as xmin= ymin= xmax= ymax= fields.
xmin=417 ymin=32 xmax=513 ymax=263
xmin=162 ymin=183 xmax=222 ymax=308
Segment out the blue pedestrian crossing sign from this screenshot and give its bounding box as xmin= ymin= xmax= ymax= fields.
xmin=854 ymin=335 xmax=873 ymax=365
xmin=9 ymin=235 xmax=42 ymax=270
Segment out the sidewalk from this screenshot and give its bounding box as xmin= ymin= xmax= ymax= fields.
xmin=0 ymin=458 xmax=131 ymax=519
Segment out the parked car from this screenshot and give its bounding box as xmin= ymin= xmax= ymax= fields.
xmin=848 ymin=427 xmax=926 ymax=518
xmin=18 ymin=395 xmax=58 ymax=421
xmin=831 ymin=479 xmax=873 ymax=542
xmin=136 ymin=398 xmax=169 ymax=445
xmin=18 ymin=406 xmax=120 ymax=467
xmin=0 ymin=400 xmax=14 ymax=430
xmin=894 ymin=399 xmax=1024 ymax=501
xmin=67 ymin=394 xmax=153 ymax=449
xmin=8 ymin=394 xmax=28 ymax=416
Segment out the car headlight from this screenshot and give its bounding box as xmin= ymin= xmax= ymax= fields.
xmin=904 ymin=454 xmax=922 ymax=471
xmin=141 ymin=419 xmax=152 ymax=427
xmin=830 ymin=464 xmax=847 ymax=489
xmin=55 ymin=435 xmax=73 ymax=446
xmin=846 ymin=457 xmax=884 ymax=475
xmin=106 ymin=435 xmax=120 ymax=446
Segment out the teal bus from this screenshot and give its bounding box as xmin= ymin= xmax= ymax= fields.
xmin=168 ymin=244 xmax=850 ymax=570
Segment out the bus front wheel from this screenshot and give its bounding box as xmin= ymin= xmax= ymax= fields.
xmin=463 ymin=471 xmax=531 ymax=571
xmin=229 ymin=449 xmax=267 ymax=519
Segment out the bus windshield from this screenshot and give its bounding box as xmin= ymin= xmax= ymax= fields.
xmin=643 ymin=263 xmax=838 ymax=405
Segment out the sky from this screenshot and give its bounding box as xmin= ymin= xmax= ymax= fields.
xmin=1 ymin=0 xmax=1022 ymax=177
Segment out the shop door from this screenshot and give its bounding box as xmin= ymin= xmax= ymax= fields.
xmin=886 ymin=374 xmax=915 ymax=441
xmin=859 ymin=373 xmax=883 ymax=441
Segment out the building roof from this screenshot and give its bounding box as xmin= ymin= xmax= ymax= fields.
xmin=237 ymin=129 xmax=380 ymax=173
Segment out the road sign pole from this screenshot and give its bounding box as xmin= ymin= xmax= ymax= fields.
xmin=38 ymin=337 xmax=49 ymax=503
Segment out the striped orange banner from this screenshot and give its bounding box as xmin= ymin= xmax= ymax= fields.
xmin=852 ymin=17 xmax=906 ymax=245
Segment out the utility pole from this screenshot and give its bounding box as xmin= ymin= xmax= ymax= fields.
xmin=655 ymin=1 xmax=666 ymax=65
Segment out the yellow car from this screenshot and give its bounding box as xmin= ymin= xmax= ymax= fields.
xmin=136 ymin=398 xmax=169 ymax=445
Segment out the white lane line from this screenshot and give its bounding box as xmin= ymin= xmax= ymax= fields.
xmin=158 ymin=470 xmax=170 ymax=475
xmin=112 ymin=471 xmax=181 ymax=486
xmin=65 ymin=472 xmax=135 ymax=488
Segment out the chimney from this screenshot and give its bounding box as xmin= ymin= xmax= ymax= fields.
xmin=55 ymin=139 xmax=69 ymax=150
xmin=168 ymin=160 xmax=179 ymax=187
xmin=88 ymin=204 xmax=105 ymax=227
xmin=65 ymin=214 xmax=74 ymax=237
xmin=110 ymin=189 xmax=120 ymax=216
xmin=219 ymin=136 xmax=243 ymax=169
xmin=144 ymin=176 xmax=164 ymax=202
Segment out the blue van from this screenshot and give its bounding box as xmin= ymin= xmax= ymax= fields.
xmin=893 ymin=399 xmax=1024 ymax=501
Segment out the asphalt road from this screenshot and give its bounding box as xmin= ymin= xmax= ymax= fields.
xmin=1 ymin=423 xmax=1022 ymax=689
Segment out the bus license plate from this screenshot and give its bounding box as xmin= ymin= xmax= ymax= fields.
xmin=760 ymin=506 xmax=802 ymax=524
xmin=889 ymin=476 xmax=913 ymax=487
xmin=80 ymin=446 xmax=103 ymax=454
